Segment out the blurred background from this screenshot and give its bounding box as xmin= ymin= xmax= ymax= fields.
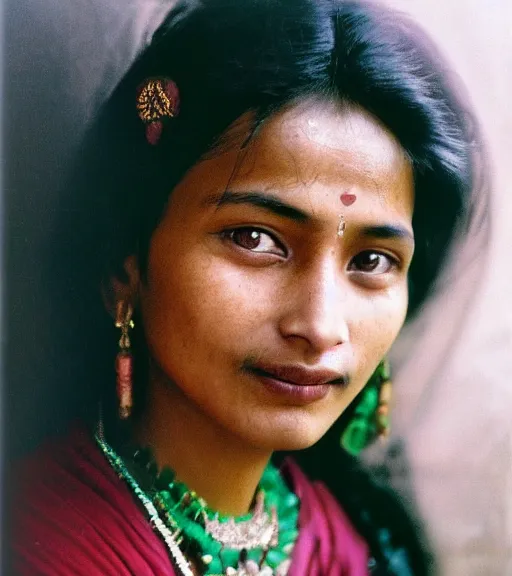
xmin=4 ymin=0 xmax=511 ymax=574
xmin=376 ymin=1 xmax=512 ymax=574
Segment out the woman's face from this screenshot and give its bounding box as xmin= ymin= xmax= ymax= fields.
xmin=136 ymin=100 xmax=415 ymax=451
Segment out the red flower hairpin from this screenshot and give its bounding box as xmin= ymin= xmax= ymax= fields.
xmin=136 ymin=78 xmax=180 ymax=145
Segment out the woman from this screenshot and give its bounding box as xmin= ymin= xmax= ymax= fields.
xmin=10 ymin=0 xmax=478 ymax=574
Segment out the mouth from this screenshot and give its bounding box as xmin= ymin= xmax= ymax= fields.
xmin=244 ymin=362 xmax=349 ymax=404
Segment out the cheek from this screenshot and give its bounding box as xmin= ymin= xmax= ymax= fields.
xmin=140 ymin=242 xmax=275 ymax=365
xmin=351 ymin=287 xmax=408 ymax=379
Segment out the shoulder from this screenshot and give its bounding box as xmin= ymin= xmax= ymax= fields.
xmin=10 ymin=425 xmax=173 ymax=576
xmin=282 ymin=458 xmax=371 ymax=576
xmin=287 ymin=443 xmax=434 ymax=576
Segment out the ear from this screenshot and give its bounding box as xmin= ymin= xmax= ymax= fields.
xmin=101 ymin=255 xmax=140 ymax=319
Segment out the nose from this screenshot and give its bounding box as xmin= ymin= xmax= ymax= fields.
xmin=278 ymin=259 xmax=350 ymax=354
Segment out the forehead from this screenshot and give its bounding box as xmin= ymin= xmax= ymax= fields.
xmin=168 ymin=98 xmax=414 ymax=223
xmin=228 ymin=99 xmax=414 ymax=212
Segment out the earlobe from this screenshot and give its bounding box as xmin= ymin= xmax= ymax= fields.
xmin=101 ymin=255 xmax=141 ymax=318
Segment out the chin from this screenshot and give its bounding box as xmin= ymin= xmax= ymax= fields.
xmin=240 ymin=414 xmax=332 ymax=452
xmin=271 ymin=436 xmax=323 ymax=452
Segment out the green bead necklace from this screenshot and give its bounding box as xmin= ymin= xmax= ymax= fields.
xmin=95 ymin=432 xmax=299 ymax=576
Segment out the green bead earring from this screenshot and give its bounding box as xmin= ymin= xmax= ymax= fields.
xmin=340 ymin=359 xmax=393 ymax=456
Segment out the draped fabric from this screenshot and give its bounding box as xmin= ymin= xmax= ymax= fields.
xmin=364 ymin=4 xmax=511 ymax=573
xmin=11 ymin=427 xmax=369 ymax=576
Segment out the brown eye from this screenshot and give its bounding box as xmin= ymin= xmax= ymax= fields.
xmin=226 ymin=227 xmax=286 ymax=256
xmin=349 ymin=251 xmax=396 ymax=274
xmin=231 ymin=228 xmax=262 ymax=250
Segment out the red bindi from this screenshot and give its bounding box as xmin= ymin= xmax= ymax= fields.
xmin=340 ymin=192 xmax=357 ymax=207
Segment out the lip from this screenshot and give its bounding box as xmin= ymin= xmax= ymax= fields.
xmin=245 ymin=363 xmax=348 ymax=404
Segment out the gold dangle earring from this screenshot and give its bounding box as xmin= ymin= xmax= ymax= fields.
xmin=115 ymin=301 xmax=135 ymax=419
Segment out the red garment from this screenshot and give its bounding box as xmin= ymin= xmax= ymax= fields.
xmin=11 ymin=427 xmax=369 ymax=575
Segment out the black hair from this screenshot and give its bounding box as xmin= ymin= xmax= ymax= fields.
xmin=28 ymin=0 xmax=481 ymax=573
xmin=86 ymin=0 xmax=474 ymax=317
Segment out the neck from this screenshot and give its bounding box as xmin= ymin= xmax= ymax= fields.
xmin=134 ymin=372 xmax=271 ymax=516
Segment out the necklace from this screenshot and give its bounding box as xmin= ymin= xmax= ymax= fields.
xmin=95 ymin=432 xmax=299 ymax=576
xmin=95 ymin=433 xmax=195 ymax=575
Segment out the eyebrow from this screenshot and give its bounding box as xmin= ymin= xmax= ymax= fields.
xmin=205 ymin=190 xmax=310 ymax=222
xmin=205 ymin=190 xmax=414 ymax=243
xmin=361 ymin=225 xmax=415 ymax=244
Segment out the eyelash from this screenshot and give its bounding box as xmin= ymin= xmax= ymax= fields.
xmin=221 ymin=226 xmax=401 ymax=275
xmin=348 ymin=251 xmax=401 ymax=275
xmin=221 ymin=227 xmax=287 ymax=257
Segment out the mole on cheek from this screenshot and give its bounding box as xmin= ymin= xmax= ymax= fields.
xmin=340 ymin=192 xmax=357 ymax=207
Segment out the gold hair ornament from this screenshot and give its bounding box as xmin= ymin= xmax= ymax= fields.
xmin=136 ymin=78 xmax=180 ymax=145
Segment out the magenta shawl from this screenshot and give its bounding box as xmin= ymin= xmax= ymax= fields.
xmin=11 ymin=427 xmax=369 ymax=575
